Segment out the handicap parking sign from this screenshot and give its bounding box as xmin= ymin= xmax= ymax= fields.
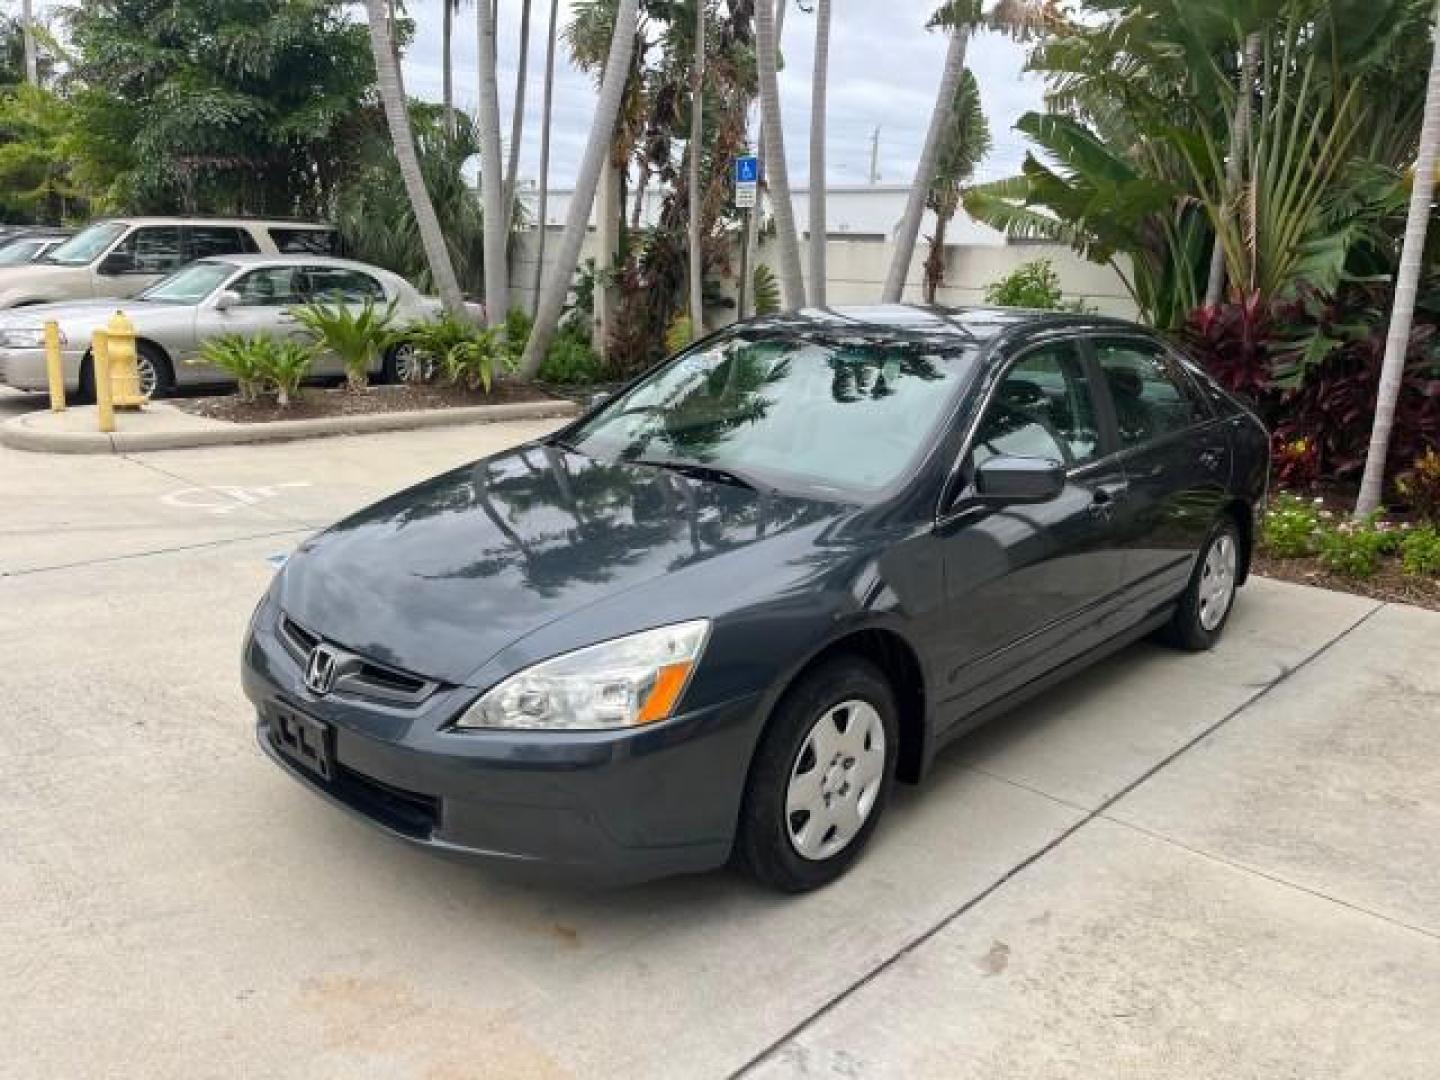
xmin=734 ymin=155 xmax=760 ymax=184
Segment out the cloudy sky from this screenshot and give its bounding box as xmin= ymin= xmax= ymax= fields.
xmin=401 ymin=1 xmax=1045 ymax=190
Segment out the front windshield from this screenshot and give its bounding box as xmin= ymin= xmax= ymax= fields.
xmin=570 ymin=331 xmax=977 ymax=496
xmin=137 ymin=261 xmax=237 ymax=304
xmin=0 ymin=240 xmax=44 ymax=266
xmin=40 ymin=221 xmax=128 ymax=266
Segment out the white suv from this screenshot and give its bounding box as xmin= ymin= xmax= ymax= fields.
xmin=0 ymin=217 xmax=336 ymax=310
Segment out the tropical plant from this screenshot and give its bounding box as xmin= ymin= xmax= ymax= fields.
xmin=1316 ymin=516 xmax=1393 ymax=578
xmin=923 ymin=67 xmax=991 ymax=304
xmin=402 ymin=311 xmax=485 ymax=382
xmin=809 ymin=0 xmax=832 ymax=307
xmin=362 ymin=0 xmax=466 ymax=316
xmin=476 ymin=0 xmax=509 ymax=327
xmin=504 ymin=0 xmax=535 ymax=235
xmin=0 ymin=85 xmax=91 ymax=223
xmin=1397 ymin=448 xmax=1440 ymax=522
xmin=753 ymin=264 xmax=781 ymax=316
xmin=689 ymin=0 xmax=709 ymax=335
xmin=983 ymin=259 xmax=1076 ymax=310
xmin=440 ymin=332 xmax=504 ymax=392
xmin=291 ymin=297 xmax=398 ymax=392
xmin=1400 ymin=525 xmax=1440 ymax=575
xmin=665 ymin=313 xmax=694 ymax=356
xmin=530 ymin=0 xmax=562 ymax=316
xmin=538 ymin=326 xmax=603 ymax=384
xmin=65 ymin=0 xmax=375 ymax=215
xmin=335 ymin=108 xmax=489 ymax=299
xmin=519 ymin=0 xmax=641 ymax=378
xmin=1260 ymin=492 xmax=1325 ymax=558
xmin=258 ymin=338 xmax=318 ymax=407
xmin=756 ymin=0 xmax=805 ymax=309
xmin=194 ymin=335 xmax=267 ymax=403
xmin=742 ymin=0 xmax=789 ymax=319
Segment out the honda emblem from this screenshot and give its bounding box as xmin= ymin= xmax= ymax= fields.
xmin=305 ymin=645 xmax=339 ymax=696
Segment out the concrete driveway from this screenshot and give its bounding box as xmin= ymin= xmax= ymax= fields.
xmin=2 ymin=387 xmax=1436 ymax=1079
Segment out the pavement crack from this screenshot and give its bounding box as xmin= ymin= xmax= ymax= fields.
xmin=728 ymin=600 xmax=1389 ymax=1079
xmin=0 ymin=527 xmax=311 ymax=577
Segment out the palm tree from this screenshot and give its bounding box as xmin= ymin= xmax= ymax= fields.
xmin=518 ymin=0 xmax=641 ymax=378
xmin=809 ymin=0 xmax=832 ymax=306
xmin=531 ymin=0 xmax=561 ymax=316
xmin=361 ymin=0 xmax=467 ymax=316
xmin=477 ymin=0 xmax=510 ymax=326
xmin=689 ymin=0 xmax=707 ymax=336
xmin=884 ymin=0 xmax=1052 ymax=302
xmin=756 ymin=0 xmax=806 ymax=308
xmin=923 ymin=68 xmax=990 ymax=303
xmin=21 ymin=0 xmax=37 ymax=85
xmin=1203 ymin=29 xmax=1261 ymax=308
xmin=743 ymin=0 xmax=789 ymax=318
xmin=504 ymin=0 xmax=535 ymax=235
xmin=1357 ymin=3 xmax=1440 ymax=516
xmin=442 ymin=0 xmax=462 ymax=130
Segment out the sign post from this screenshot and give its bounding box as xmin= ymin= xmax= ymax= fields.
xmin=734 ymin=155 xmax=760 ymax=318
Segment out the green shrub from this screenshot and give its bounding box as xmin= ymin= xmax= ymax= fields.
xmin=1396 ymin=449 xmax=1440 ymax=524
xmin=983 ymin=259 xmax=1086 ymax=311
xmin=402 ymin=312 xmax=488 ymax=383
xmin=258 ymin=339 xmax=316 ymax=408
xmin=1260 ymin=493 xmax=1326 ymax=558
xmin=290 ymin=297 xmax=398 ymax=391
xmin=503 ymin=306 xmax=534 ymax=363
xmin=538 ymin=326 xmax=603 ymax=385
xmin=752 ymin=265 xmax=781 ymax=316
xmin=1315 ymin=519 xmax=1389 ymax=579
xmin=1400 ymin=525 xmax=1440 ymax=576
xmin=665 ymin=313 xmax=694 ymax=354
xmin=194 ymin=335 xmax=266 ymax=403
xmin=438 ymin=331 xmax=503 ymax=392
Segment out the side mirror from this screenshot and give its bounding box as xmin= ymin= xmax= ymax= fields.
xmin=98 ymin=251 xmax=136 ymax=276
xmin=972 ymin=455 xmax=1066 ymax=504
xmin=214 ymin=289 xmax=241 ymax=312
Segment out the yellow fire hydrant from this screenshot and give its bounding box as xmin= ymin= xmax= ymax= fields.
xmin=106 ymin=310 xmax=147 ymax=411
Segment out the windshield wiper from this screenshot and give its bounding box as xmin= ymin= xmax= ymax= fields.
xmin=630 ymin=457 xmax=774 ymax=494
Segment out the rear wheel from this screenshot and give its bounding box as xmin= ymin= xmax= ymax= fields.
xmin=383 ymin=343 xmax=433 ymax=384
xmin=1161 ymin=518 xmax=1241 ymax=651
xmin=735 ymin=657 xmax=898 ymax=892
xmin=134 ymin=342 xmax=175 ymax=399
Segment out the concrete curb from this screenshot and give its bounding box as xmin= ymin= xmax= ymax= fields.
xmin=0 ymin=398 xmax=579 ymax=455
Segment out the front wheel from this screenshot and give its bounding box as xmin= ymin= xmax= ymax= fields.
xmin=735 ymin=657 xmax=898 ymax=892
xmin=1161 ymin=519 xmax=1241 ymax=651
xmin=382 ymin=343 xmax=434 ymax=385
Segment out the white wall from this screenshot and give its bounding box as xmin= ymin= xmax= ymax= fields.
xmin=508 ymin=228 xmax=1136 ymax=325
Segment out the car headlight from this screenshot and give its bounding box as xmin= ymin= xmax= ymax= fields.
xmin=456 ymin=620 xmax=711 ymax=731
xmin=0 ymin=327 xmax=58 ymax=348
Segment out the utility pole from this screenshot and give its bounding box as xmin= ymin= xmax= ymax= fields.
xmin=868 ymin=127 xmax=881 ymax=186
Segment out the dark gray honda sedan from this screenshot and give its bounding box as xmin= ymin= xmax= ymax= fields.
xmin=243 ymin=306 xmax=1268 ymax=891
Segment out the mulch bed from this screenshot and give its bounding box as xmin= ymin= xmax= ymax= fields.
xmin=172 ymin=379 xmax=564 ymax=424
xmin=1256 ymin=554 xmax=1440 ymax=612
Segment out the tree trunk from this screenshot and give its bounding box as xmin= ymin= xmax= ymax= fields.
xmin=689 ymin=0 xmax=707 ymax=338
xmin=756 ymin=0 xmax=806 ymax=309
xmin=442 ymin=0 xmax=454 ymax=131
xmin=531 ymin=0 xmax=561 ymax=318
xmin=596 ymin=160 xmax=622 ymax=362
xmin=1205 ymin=30 xmax=1261 ymax=309
xmin=808 ymin=0 xmax=831 ymax=307
xmin=518 ymin=0 xmax=641 ymax=379
xmin=1356 ymin=5 xmax=1440 ymax=517
xmin=883 ymin=27 xmax=968 ymax=303
xmin=477 ymin=0 xmax=510 ymax=326
xmin=744 ymin=0 xmax=788 ymax=318
xmin=362 ymin=0 xmax=466 ymax=316
xmin=21 ymin=0 xmax=37 ymax=86
xmin=923 ymin=208 xmax=950 ymax=305
xmin=504 ymin=0 xmax=534 ymax=236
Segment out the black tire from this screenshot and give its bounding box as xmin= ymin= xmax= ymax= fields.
xmin=74 ymin=355 xmax=95 ymax=405
xmin=1159 ymin=517 xmax=1242 ymax=651
xmin=735 ymin=656 xmax=899 ymax=893
xmin=135 ymin=342 xmax=176 ymax=399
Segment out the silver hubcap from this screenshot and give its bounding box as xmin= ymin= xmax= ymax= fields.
xmin=785 ymin=699 xmax=886 ymax=861
xmin=393 ymin=345 xmax=431 ymax=383
xmin=136 ymin=355 xmax=157 ymax=397
xmin=1198 ymin=532 xmax=1237 ymax=631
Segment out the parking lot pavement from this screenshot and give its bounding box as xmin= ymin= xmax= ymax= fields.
xmin=2 ymin=422 xmax=1436 ymax=1079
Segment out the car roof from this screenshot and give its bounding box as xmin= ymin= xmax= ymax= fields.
xmin=91 ymin=217 xmax=331 ymax=229
xmin=737 ymin=304 xmax=1153 ymax=349
xmin=197 ymin=254 xmax=387 ymax=271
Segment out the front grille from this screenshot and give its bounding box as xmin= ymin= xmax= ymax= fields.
xmin=278 ymin=613 xmax=438 ymax=706
xmin=331 ymin=761 xmax=441 ymax=839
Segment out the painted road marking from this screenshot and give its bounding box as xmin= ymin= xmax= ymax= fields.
xmin=161 ymin=482 xmax=312 ymax=516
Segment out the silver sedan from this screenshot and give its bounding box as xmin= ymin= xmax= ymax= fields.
xmin=0 ymin=254 xmax=453 ymax=397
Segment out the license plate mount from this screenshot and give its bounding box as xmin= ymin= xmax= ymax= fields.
xmin=272 ymin=707 xmax=333 ymax=780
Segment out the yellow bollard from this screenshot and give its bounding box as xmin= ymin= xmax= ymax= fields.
xmin=43 ymin=320 xmax=65 ymax=412
xmin=106 ymin=310 xmax=146 ymax=410
xmin=92 ymin=328 xmax=114 ymax=434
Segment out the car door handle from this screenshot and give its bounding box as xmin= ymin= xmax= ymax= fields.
xmin=1090 ymin=482 xmax=1128 ymax=515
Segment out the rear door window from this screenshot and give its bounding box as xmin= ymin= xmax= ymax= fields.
xmin=301 ymin=267 xmax=387 ymax=304
xmin=187 ymin=226 xmax=259 ymax=259
xmin=974 ymin=341 xmax=1101 ymax=467
xmin=107 ymin=226 xmax=185 ymax=275
xmin=1092 ymin=338 xmax=1208 ymax=449
xmin=230 ymin=267 xmax=304 ymax=307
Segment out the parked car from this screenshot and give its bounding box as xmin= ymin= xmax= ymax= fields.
xmin=0 ymin=217 xmax=336 ymax=310
xmin=241 ymin=306 xmax=1269 ymax=891
xmin=0 ymin=254 xmax=439 ymax=397
xmin=0 ymin=228 xmax=74 ymax=267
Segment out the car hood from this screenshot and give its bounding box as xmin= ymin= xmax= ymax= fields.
xmin=278 ymin=446 xmax=848 ymax=684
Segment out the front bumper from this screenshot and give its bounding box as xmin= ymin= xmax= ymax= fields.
xmin=0 ymin=346 xmax=83 ymax=392
xmin=242 ymin=611 xmax=766 ymax=885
